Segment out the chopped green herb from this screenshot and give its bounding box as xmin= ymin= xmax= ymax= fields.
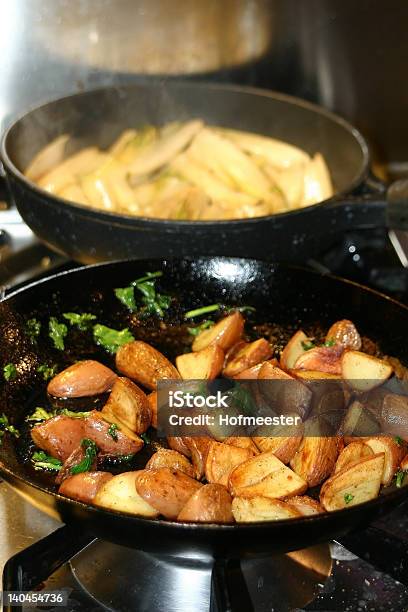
xmin=31 ymin=450 xmax=62 ymax=472
xmin=344 ymin=493 xmax=354 ymax=504
xmin=114 ymin=286 xmax=137 ymax=312
xmin=3 ymin=363 xmax=17 ymax=381
xmin=93 ymin=324 xmax=134 ymax=354
xmin=185 ymin=304 xmax=220 ymax=319
xmin=140 ymin=432 xmax=150 ymax=444
xmin=63 ymin=312 xmax=97 ymax=330
xmin=70 ymin=438 xmax=98 ymax=475
xmin=394 ymin=436 xmax=403 ymax=447
xmin=227 ymin=383 xmax=256 ymax=416
xmin=108 ymin=423 xmax=119 ymax=441
xmin=132 ymin=271 xmax=163 ymax=285
xmin=37 ymin=364 xmax=58 ymax=381
xmin=116 ymin=453 xmax=136 ymax=463
xmin=0 ymin=414 xmax=20 ymax=440
xmin=395 ymin=470 xmax=407 ymax=488
xmin=323 ymin=338 xmax=336 ymax=347
xmin=187 ymin=320 xmax=214 ymax=336
xmin=27 ymin=407 xmax=55 ymax=422
xmin=301 ymin=340 xmax=316 ymax=351
xmin=59 ymin=408 xmax=91 ymax=419
xmin=26 ymin=318 xmax=41 ymax=341
xmin=49 ymin=317 xmax=68 ymax=350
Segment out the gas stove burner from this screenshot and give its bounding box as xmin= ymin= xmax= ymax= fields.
xmin=69 ymin=540 xmax=332 ymax=612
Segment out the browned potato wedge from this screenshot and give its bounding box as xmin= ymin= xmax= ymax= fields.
xmin=205 ymin=441 xmax=253 ymax=486
xmin=176 ymin=345 xmax=224 ymax=380
xmin=116 ymin=341 xmax=180 ymax=390
xmin=381 ymin=393 xmax=408 ymax=439
xmin=362 ymin=436 xmax=405 ymax=485
xmin=401 ymin=454 xmax=408 ymax=470
xmin=100 ymin=405 xmax=145 ymax=446
xmin=280 ymin=331 xmax=310 ymax=370
xmin=223 ymin=338 xmax=273 ymax=377
xmin=341 ymin=351 xmax=393 ymax=392
xmin=177 ymin=484 xmax=234 ymax=523
xmin=232 ymin=359 xmax=278 ymax=379
xmin=320 ymin=454 xmax=385 ymax=511
xmin=146 ymin=448 xmax=195 ymax=478
xmin=290 ymin=437 xmax=340 ymax=487
xmin=136 ymin=467 xmax=202 ymax=519
xmin=339 ymin=400 xmax=381 ymax=437
xmin=94 ymin=471 xmax=159 ymax=517
xmin=334 ymin=442 xmax=374 ymax=474
xmin=258 ymin=362 xmax=312 ymax=420
xmin=253 ymin=415 xmax=303 ymax=464
xmin=325 ymin=320 xmax=361 ymax=350
xmin=224 ymin=436 xmax=259 ymax=455
xmin=104 ymin=377 xmax=151 ymax=434
xmin=59 ymin=472 xmax=113 ymax=504
xmin=232 ymin=496 xmax=302 ymax=522
xmin=294 ymin=346 xmax=343 ymax=375
xmin=192 ymin=311 xmax=244 ymax=353
xmin=185 ymin=436 xmax=213 ymax=479
xmin=291 ymin=370 xmax=341 ymax=381
xmin=147 ymin=391 xmax=158 ymax=428
xmin=285 ymin=495 xmax=324 ymax=516
xmin=167 ymin=436 xmax=192 ymax=457
xmin=47 ymin=360 xmax=117 ymax=398
xmin=229 ymin=451 xmax=307 ymax=499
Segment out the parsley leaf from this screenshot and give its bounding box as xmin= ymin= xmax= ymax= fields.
xmin=63 ymin=312 xmax=97 ymax=331
xmin=108 ymin=423 xmax=119 ymax=441
xmin=93 ymin=324 xmax=134 ymax=354
xmin=395 ymin=470 xmax=407 ymax=488
xmin=184 ymin=304 xmax=220 ymax=319
xmin=26 ymin=318 xmax=41 ymax=341
xmin=26 ymin=407 xmax=91 ymax=423
xmin=301 ymin=340 xmax=316 ymax=351
xmin=0 ymin=413 xmax=20 ymax=442
xmin=114 ymin=287 xmax=137 ymax=312
xmin=140 ymin=432 xmax=150 ymax=444
xmin=323 ymin=338 xmax=336 ymax=347
xmin=32 ymin=450 xmax=62 ymax=471
xmin=37 ymin=364 xmax=58 ymax=381
xmin=49 ymin=317 xmax=68 ymax=350
xmin=394 ymin=436 xmax=403 ymax=447
xmin=70 ymin=438 xmax=98 ymax=475
xmin=226 ymin=383 xmax=256 ymax=416
xmin=344 ymin=493 xmax=354 ymax=504
xmin=3 ymin=363 xmax=17 ymax=381
xmin=187 ymin=320 xmax=214 ymax=336
xmin=115 ymin=272 xmax=171 ymax=317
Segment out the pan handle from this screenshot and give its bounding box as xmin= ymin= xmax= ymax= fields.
xmin=2 ymin=524 xmax=95 ymax=611
xmin=210 ymin=557 xmax=254 ymax=612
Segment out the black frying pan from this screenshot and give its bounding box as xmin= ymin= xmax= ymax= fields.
xmin=0 ymin=82 xmax=391 ymax=264
xmin=1 ymin=256 xmax=408 ymax=564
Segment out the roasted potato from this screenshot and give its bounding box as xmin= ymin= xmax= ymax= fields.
xmin=361 ymin=436 xmax=405 ymax=485
xmin=136 ymin=467 xmax=202 ymax=519
xmin=116 ymin=341 xmax=180 ymax=390
xmin=147 ymin=391 xmax=158 ymax=428
xmin=341 ymin=351 xmax=393 ymax=392
xmin=339 ymin=400 xmax=381 ymax=437
xmin=232 ymin=496 xmax=302 ymax=522
xmin=381 ymin=393 xmax=408 ymax=439
xmin=253 ymin=415 xmax=303 ymax=464
xmin=229 ymin=451 xmax=307 ymax=499
xmin=325 ymin=320 xmax=361 ymax=351
xmin=294 ymin=346 xmax=343 ymax=375
xmin=146 ymin=448 xmax=195 ymax=478
xmin=258 ymin=362 xmax=312 ymax=420
xmin=167 ymin=436 xmax=192 ymax=458
xmin=177 ymin=484 xmax=234 ymax=523
xmin=401 ymin=454 xmax=408 ymax=471
xmin=223 ymin=338 xmax=272 ymax=377
xmin=320 ymin=454 xmax=385 ymax=511
xmin=94 ymin=471 xmax=159 ymax=517
xmin=103 ymin=377 xmax=151 ymax=434
xmin=224 ymin=436 xmax=259 ymax=455
xmin=47 ymin=360 xmax=117 ymax=398
xmin=290 ymin=436 xmax=340 ymax=487
xmin=280 ymin=330 xmax=311 ymax=370
xmin=285 ymin=495 xmax=324 ymax=516
xmin=334 ymin=441 xmax=374 ymax=474
xmin=176 ymin=344 xmax=224 ymax=380
xmin=192 ymin=311 xmax=244 ymax=353
xmin=58 ymin=471 xmax=113 ymax=504
xmin=101 ymin=405 xmax=145 ymax=446
xmin=185 ymin=436 xmax=213 ymax=479
xmin=232 ymin=361 xmax=276 ymax=380
xmin=205 ymin=440 xmax=253 ymax=486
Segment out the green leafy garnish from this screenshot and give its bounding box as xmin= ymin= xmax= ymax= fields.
xmin=26 ymin=407 xmax=91 ymax=423
xmin=49 ymin=317 xmax=68 ymax=350
xmin=344 ymin=493 xmax=354 ymax=504
xmin=108 ymin=423 xmax=119 ymax=441
xmin=31 ymin=450 xmax=62 ymax=472
xmin=93 ymin=324 xmax=135 ymax=354
xmin=37 ymin=364 xmax=58 ymax=381
xmin=70 ymin=438 xmax=98 ymax=475
xmin=115 ymin=271 xmax=171 ymax=317
xmin=301 ymin=340 xmax=316 ymax=351
xmin=3 ymin=363 xmax=17 ymax=381
xmin=140 ymin=432 xmax=150 ymax=444
xmin=394 ymin=436 xmax=403 ymax=447
xmin=323 ymin=338 xmax=336 ymax=347
xmin=226 ymin=383 xmax=256 ymax=416
xmin=26 ymin=318 xmax=41 ymax=341
xmin=116 ymin=453 xmax=136 ymax=463
xmin=59 ymin=408 xmax=91 ymax=419
xmin=187 ymin=320 xmax=214 ymax=336
xmin=63 ymin=312 xmax=97 ymax=330
xmin=184 ymin=304 xmax=220 ymax=319
xmin=114 ymin=287 xmax=137 ymax=312
xmin=0 ymin=413 xmax=20 ymax=443
xmin=395 ymin=470 xmax=407 ymax=488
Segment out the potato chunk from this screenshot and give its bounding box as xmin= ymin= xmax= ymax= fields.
xmin=334 ymin=442 xmax=374 ymax=474
xmin=285 ymin=495 xmax=324 ymax=516
xmin=224 ymin=436 xmax=259 ymax=455
xmin=94 ymin=471 xmax=159 ymax=517
xmin=136 ymin=467 xmax=202 ymax=519
xmin=280 ymin=330 xmax=310 ymax=370
xmin=341 ymin=351 xmax=393 ymax=392
xmin=176 ymin=345 xmax=224 ymax=380
xmin=47 ymin=360 xmax=117 ymax=398
xmin=253 ymin=415 xmax=303 ymax=464
xmin=205 ymin=441 xmax=253 ymax=486
xmin=290 ymin=437 xmax=340 ymax=487
xmin=104 ymin=377 xmax=151 ymax=434
xmin=178 ymin=484 xmax=234 ymax=523
xmin=294 ymin=346 xmax=343 ymax=375
xmin=232 ymin=497 xmax=302 ymax=522
xmin=146 ymin=448 xmax=195 ymax=478
xmin=223 ymin=338 xmax=272 ymax=377
xmin=325 ymin=320 xmax=361 ymax=350
xmin=229 ymin=451 xmax=307 ymax=499
xmin=320 ymin=454 xmax=384 ymax=511
xmin=192 ymin=312 xmax=244 ymax=352
xmin=362 ymin=436 xmax=405 ymax=485
xmin=116 ymin=341 xmax=180 ymax=390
